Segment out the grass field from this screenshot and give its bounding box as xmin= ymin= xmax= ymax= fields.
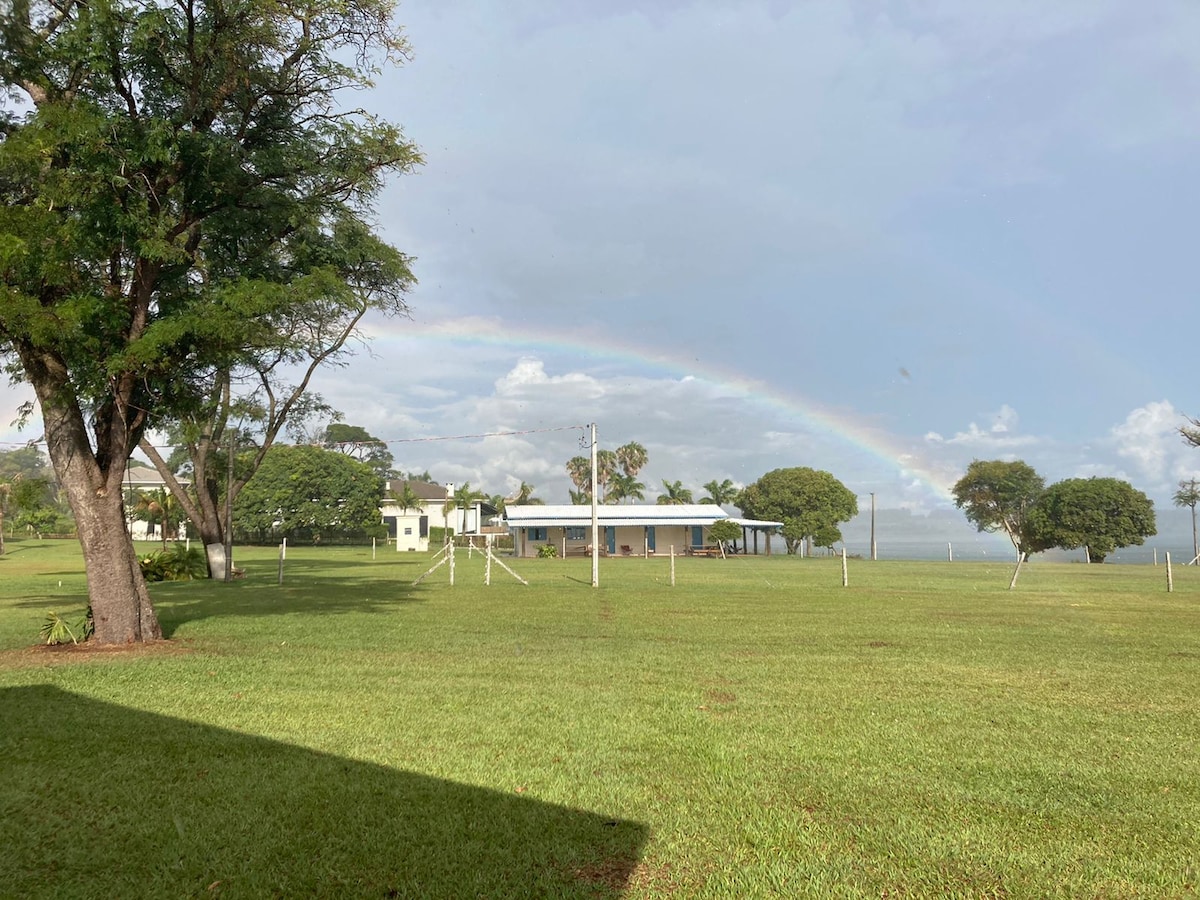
xmin=1 ymin=539 xmax=1198 ymax=898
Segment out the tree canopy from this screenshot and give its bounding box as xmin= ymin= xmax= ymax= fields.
xmin=564 ymin=442 xmax=647 ymax=502
xmin=951 ymin=459 xmax=1044 ymax=555
xmin=234 ymin=445 xmax=384 ymax=540
xmin=0 ymin=0 xmax=418 ymax=641
xmin=737 ymin=467 xmax=857 ymax=555
xmin=657 ymin=480 xmax=693 ymax=505
xmin=323 ymin=423 xmax=394 ymax=478
xmin=1024 ymin=477 xmax=1156 ymax=562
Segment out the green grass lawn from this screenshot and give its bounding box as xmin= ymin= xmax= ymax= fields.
xmin=1 ymin=539 xmax=1198 ymax=898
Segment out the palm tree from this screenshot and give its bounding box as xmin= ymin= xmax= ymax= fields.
xmin=390 ymin=482 xmax=422 ymax=514
xmin=511 ymin=480 xmax=543 ymax=505
xmin=569 ymin=489 xmax=590 ymax=505
xmin=133 ymin=488 xmax=180 ymax=549
xmin=701 ymin=478 xmax=738 ymax=507
xmin=656 ymin=479 xmax=693 ymax=505
xmin=607 ymin=473 xmax=645 ymax=504
xmin=565 ymin=456 xmax=591 ymax=495
xmin=451 ymin=482 xmax=485 ymax=535
xmin=616 ymin=441 xmax=648 ymax=478
xmin=595 ymin=449 xmax=617 ymax=502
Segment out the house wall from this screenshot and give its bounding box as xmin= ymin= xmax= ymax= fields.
xmin=514 ymin=524 xmax=703 ymax=558
xmin=392 ymin=514 xmax=428 ymax=552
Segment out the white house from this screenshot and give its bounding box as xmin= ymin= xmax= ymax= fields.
xmin=504 ymin=504 xmax=782 ymax=558
xmin=122 ymin=465 xmax=189 ymax=542
xmin=380 ymin=480 xmax=501 ymax=550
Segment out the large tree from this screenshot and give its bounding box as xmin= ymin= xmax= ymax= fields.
xmin=737 ymin=467 xmax=858 ymax=555
xmin=0 ymin=0 xmax=418 ymax=641
xmin=951 ymin=459 xmax=1045 ymax=556
xmin=234 ymin=445 xmax=383 ymax=541
xmin=1024 ymin=477 xmax=1156 ymax=562
xmin=322 ymin=422 xmax=394 ymax=478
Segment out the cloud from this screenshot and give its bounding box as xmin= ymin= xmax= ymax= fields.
xmin=1109 ymin=400 xmax=1198 ymax=486
xmin=923 ymin=404 xmax=1037 ymax=449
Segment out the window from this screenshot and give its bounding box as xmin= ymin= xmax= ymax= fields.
xmin=566 ymin=527 xmax=586 ymax=540
xmin=529 ymin=527 xmax=547 ymax=541
xmin=404 ymin=527 xmax=413 ymax=535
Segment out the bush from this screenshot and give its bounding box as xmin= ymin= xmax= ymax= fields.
xmin=40 ymin=606 xmax=93 ymax=645
xmin=139 ymin=544 xmax=207 ymax=582
xmin=536 ymin=544 xmax=558 ymax=558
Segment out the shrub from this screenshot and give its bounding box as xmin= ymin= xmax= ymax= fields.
xmin=40 ymin=608 xmax=91 ymax=645
xmin=139 ymin=544 xmax=207 ymax=582
xmin=536 ymin=544 xmax=558 ymax=558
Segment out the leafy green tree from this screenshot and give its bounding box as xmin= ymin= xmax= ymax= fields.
xmin=708 ymin=519 xmax=742 ymax=555
xmin=0 ymin=0 xmax=418 ymax=641
xmin=1024 ymin=477 xmax=1156 ymax=562
xmin=569 ymin=489 xmax=590 ymax=505
xmin=234 ymin=446 xmax=384 ymax=540
xmin=701 ymin=479 xmax=738 ymax=506
xmin=952 ymin=460 xmax=1045 ymax=556
xmin=737 ymin=467 xmax=858 ymax=555
xmin=657 ymin=480 xmax=694 ymax=505
xmin=1174 ymin=479 xmax=1200 ymax=563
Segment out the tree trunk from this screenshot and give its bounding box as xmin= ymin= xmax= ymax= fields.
xmin=66 ymin=476 xmax=161 ymax=643
xmin=23 ymin=348 xmax=161 ymax=644
xmin=140 ymin=438 xmax=226 ymax=578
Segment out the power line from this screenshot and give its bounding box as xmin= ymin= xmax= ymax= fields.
xmin=4 ymin=424 xmax=589 ymax=452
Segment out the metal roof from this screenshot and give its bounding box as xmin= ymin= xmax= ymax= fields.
xmin=504 ymin=504 xmax=781 ymax=529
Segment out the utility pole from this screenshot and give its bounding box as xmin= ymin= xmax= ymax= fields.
xmin=590 ymin=422 xmax=599 ymax=588
xmin=870 ymin=492 xmax=877 ymax=561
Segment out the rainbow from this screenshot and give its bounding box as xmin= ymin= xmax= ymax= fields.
xmin=361 ymin=315 xmax=957 ymax=502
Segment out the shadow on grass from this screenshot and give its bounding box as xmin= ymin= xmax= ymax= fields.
xmin=150 ymin=577 xmax=437 ymax=638
xmin=0 ymin=685 xmax=649 ymax=898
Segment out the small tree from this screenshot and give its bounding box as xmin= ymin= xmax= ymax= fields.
xmin=708 ymin=519 xmax=742 ymax=556
xmin=1174 ymin=479 xmax=1200 ymax=564
xmin=952 ymin=460 xmax=1044 ymax=556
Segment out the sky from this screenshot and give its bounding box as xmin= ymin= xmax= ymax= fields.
xmin=3 ymin=0 xmax=1200 ymax=545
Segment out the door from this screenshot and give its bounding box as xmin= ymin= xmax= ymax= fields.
xmin=606 ymin=526 xmax=616 ymax=555
xmin=691 ymin=526 xmax=704 ymax=548
xmin=646 ymin=526 xmax=656 ymax=553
